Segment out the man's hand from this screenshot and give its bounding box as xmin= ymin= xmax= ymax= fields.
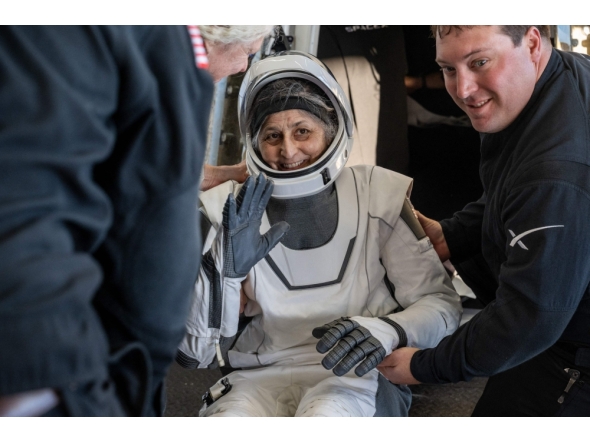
xmin=414 ymin=210 xmax=451 ymax=262
xmin=201 ymin=160 xmax=249 ymax=192
xmin=377 ymin=347 xmax=421 ymax=385
xmin=222 ymin=174 xmax=289 ymax=278
xmin=312 ymin=316 xmax=399 ymax=377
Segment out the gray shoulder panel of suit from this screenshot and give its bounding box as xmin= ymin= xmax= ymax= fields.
xmin=400 ymin=199 xmax=426 ymax=240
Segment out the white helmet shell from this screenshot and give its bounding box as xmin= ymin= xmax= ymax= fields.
xmin=238 ymin=51 xmax=354 ymax=199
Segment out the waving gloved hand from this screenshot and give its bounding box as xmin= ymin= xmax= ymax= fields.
xmin=222 ymin=173 xmax=290 ymax=278
xmin=312 ymin=316 xmax=401 ymax=377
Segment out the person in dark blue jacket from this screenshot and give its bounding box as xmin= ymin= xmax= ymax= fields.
xmin=0 ymin=25 xmax=271 ymax=417
xmin=378 ymin=25 xmax=590 ymax=416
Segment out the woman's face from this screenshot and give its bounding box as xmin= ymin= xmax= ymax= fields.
xmin=258 ymin=109 xmax=328 ymax=171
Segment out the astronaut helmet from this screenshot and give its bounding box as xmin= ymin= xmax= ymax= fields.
xmin=238 ymin=51 xmax=354 ymax=199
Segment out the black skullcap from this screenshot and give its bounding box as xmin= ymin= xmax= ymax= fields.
xmin=250 ymin=96 xmax=332 ymax=135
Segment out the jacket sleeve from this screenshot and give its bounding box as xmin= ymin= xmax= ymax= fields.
xmin=411 ymin=181 xmax=590 ymax=383
xmin=379 ymin=199 xmax=462 ymax=350
xmin=440 ymin=193 xmax=486 ymax=263
xmin=0 ymin=26 xmax=122 ymax=396
xmin=177 ymin=185 xmax=245 ymax=369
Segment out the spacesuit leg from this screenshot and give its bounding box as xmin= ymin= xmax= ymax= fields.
xmin=200 ymin=368 xmax=286 ymax=416
xmin=295 ymin=368 xmax=380 ymax=417
xmin=374 ymin=373 xmax=412 ymax=416
xmin=202 ymin=365 xmax=322 ymax=417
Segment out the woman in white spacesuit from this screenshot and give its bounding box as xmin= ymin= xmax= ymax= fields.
xmin=177 ymin=51 xmax=461 ymax=417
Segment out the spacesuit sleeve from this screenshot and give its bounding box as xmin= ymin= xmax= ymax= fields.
xmin=176 ymin=186 xmax=245 ymax=369
xmin=380 ymin=199 xmax=462 ymax=350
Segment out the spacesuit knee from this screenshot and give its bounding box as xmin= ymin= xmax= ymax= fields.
xmin=200 ymin=391 xmax=266 ymax=417
xmin=199 ymin=373 xmax=276 ymax=417
xmin=296 ymin=396 xmax=367 ymax=417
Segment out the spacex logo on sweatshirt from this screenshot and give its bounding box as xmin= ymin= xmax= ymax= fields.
xmin=508 ymin=225 xmax=565 ymax=250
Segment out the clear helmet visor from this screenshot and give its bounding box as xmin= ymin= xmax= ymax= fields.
xmin=238 ymin=51 xmax=354 ymax=199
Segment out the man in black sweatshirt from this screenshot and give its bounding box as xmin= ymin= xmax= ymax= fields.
xmin=378 ymin=25 xmax=590 ymax=416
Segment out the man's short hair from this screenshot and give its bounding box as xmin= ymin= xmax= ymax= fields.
xmin=430 ymin=26 xmax=551 ymax=46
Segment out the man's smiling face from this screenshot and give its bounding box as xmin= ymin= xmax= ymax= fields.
xmin=436 ymin=26 xmax=539 ymax=133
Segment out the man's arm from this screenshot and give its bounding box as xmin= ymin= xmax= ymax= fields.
xmin=438 ymin=193 xmax=486 ymax=263
xmin=405 ymin=182 xmax=590 ymax=384
xmin=201 ymin=161 xmax=249 ymax=192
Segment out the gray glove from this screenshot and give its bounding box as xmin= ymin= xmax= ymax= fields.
xmin=222 ymin=174 xmax=289 ymax=278
xmin=313 ymin=316 xmax=400 ymax=377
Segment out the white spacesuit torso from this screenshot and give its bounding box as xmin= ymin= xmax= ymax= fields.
xmin=187 ymin=165 xmax=459 ymax=371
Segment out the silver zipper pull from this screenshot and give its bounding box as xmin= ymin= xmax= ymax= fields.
xmin=557 ymin=368 xmax=580 ymax=404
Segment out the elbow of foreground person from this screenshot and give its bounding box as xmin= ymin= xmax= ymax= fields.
xmin=467 ymin=312 xmax=573 ymax=378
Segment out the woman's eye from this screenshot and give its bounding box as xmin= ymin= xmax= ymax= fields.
xmin=440 ymin=66 xmax=455 ymax=75
xmin=297 ymin=128 xmax=309 ymax=135
xmin=474 ymin=59 xmax=488 ymax=68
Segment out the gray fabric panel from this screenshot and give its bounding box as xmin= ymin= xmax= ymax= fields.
xmin=202 ymin=251 xmax=222 ymax=329
xmin=373 ymin=373 xmax=412 ymax=416
xmin=264 ymin=237 xmax=356 ymax=290
xmin=266 ymin=183 xmax=338 ymax=250
xmin=400 ymin=199 xmax=426 ymax=240
xmin=175 ymin=349 xmax=201 ymax=369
